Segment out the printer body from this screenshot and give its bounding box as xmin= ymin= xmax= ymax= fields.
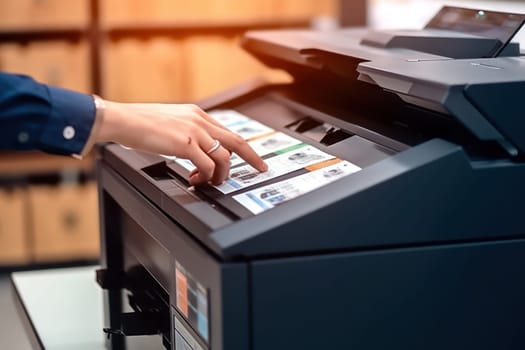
xmin=96 ymin=7 xmax=525 ymax=350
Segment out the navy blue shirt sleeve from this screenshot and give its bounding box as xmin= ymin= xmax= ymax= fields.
xmin=0 ymin=72 xmax=96 ymax=155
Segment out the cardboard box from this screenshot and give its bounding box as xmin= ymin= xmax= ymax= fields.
xmin=28 ymin=182 xmax=100 ymax=262
xmin=0 ymin=40 xmax=91 ymax=93
xmin=182 ymin=36 xmax=260 ymax=100
xmin=103 ymin=38 xmax=186 ymax=102
xmin=183 ymin=36 xmax=289 ymax=101
xmin=0 ymin=0 xmax=88 ymax=29
xmin=101 ymin=0 xmax=337 ymax=25
xmin=0 ymin=189 xmax=29 ymax=265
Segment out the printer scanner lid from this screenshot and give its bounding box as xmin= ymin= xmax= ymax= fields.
xmin=242 ymin=6 xmax=525 ymax=74
xmin=242 ymin=6 xmax=525 ymax=157
xmin=358 ymin=56 xmax=525 ymax=157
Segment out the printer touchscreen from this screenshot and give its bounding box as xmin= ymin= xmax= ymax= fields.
xmin=175 ymin=261 xmax=209 ymax=344
xmin=215 ymin=145 xmax=335 ymax=194
xmin=172 ymin=109 xmax=362 ymax=214
xmin=234 ymin=159 xmax=360 ymax=214
xmin=426 ymin=6 xmax=525 ymax=57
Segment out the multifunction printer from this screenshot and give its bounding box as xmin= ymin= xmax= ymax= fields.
xmin=96 ymin=6 xmax=525 ymax=350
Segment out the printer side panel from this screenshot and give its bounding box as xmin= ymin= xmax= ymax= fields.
xmin=98 ymin=160 xmax=251 ymax=350
xmin=250 ymin=241 xmax=525 ymax=350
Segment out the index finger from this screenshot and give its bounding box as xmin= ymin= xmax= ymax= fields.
xmin=212 ymin=127 xmax=268 ymax=172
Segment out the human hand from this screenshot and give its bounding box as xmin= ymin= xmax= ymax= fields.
xmin=95 ymin=100 xmax=268 ymax=185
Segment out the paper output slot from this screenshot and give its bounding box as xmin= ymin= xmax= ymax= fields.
xmin=287 ymin=117 xmax=353 ymax=146
xmin=287 ymin=117 xmax=322 ymax=133
xmin=142 ymin=162 xmax=172 ymax=181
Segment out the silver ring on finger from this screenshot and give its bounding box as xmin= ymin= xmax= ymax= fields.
xmin=206 ymin=139 xmax=221 ymax=155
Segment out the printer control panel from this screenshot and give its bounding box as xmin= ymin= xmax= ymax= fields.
xmin=164 ymin=108 xmax=364 ymax=216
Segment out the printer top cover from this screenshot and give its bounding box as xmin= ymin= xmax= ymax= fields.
xmin=101 ymin=6 xmax=525 ymax=261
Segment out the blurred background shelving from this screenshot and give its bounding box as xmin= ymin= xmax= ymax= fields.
xmin=0 ymin=152 xmax=97 ymax=268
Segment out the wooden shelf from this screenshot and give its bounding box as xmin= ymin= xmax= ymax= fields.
xmin=0 ymin=152 xmax=94 ymax=177
xmin=0 ymin=28 xmax=88 ymax=43
xmin=104 ymin=18 xmax=313 ymax=40
xmin=0 ymin=17 xmax=313 ymax=42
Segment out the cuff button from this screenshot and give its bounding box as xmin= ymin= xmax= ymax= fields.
xmin=63 ymin=126 xmax=76 ymax=140
xmin=18 ymin=132 xmax=29 ymax=143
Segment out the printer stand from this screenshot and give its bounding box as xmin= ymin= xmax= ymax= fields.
xmin=10 ymin=266 xmax=164 ymax=350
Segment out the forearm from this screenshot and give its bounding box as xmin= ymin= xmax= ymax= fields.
xmin=96 ymin=101 xmax=185 ymax=154
xmin=0 ymin=72 xmax=95 ymax=156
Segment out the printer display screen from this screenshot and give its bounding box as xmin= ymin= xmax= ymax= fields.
xmin=173 ymin=110 xmax=361 ymax=215
xmin=426 ymin=6 xmax=525 ymax=56
xmin=175 ymin=261 xmax=209 ymax=343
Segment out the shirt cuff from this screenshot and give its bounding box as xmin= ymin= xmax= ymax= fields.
xmin=77 ymin=95 xmax=105 ymax=157
xmin=38 ymin=85 xmax=96 ymax=156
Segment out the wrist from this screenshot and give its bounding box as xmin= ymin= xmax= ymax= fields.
xmin=97 ymin=99 xmax=124 ymax=143
xmin=76 ymin=94 xmax=107 ymax=156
